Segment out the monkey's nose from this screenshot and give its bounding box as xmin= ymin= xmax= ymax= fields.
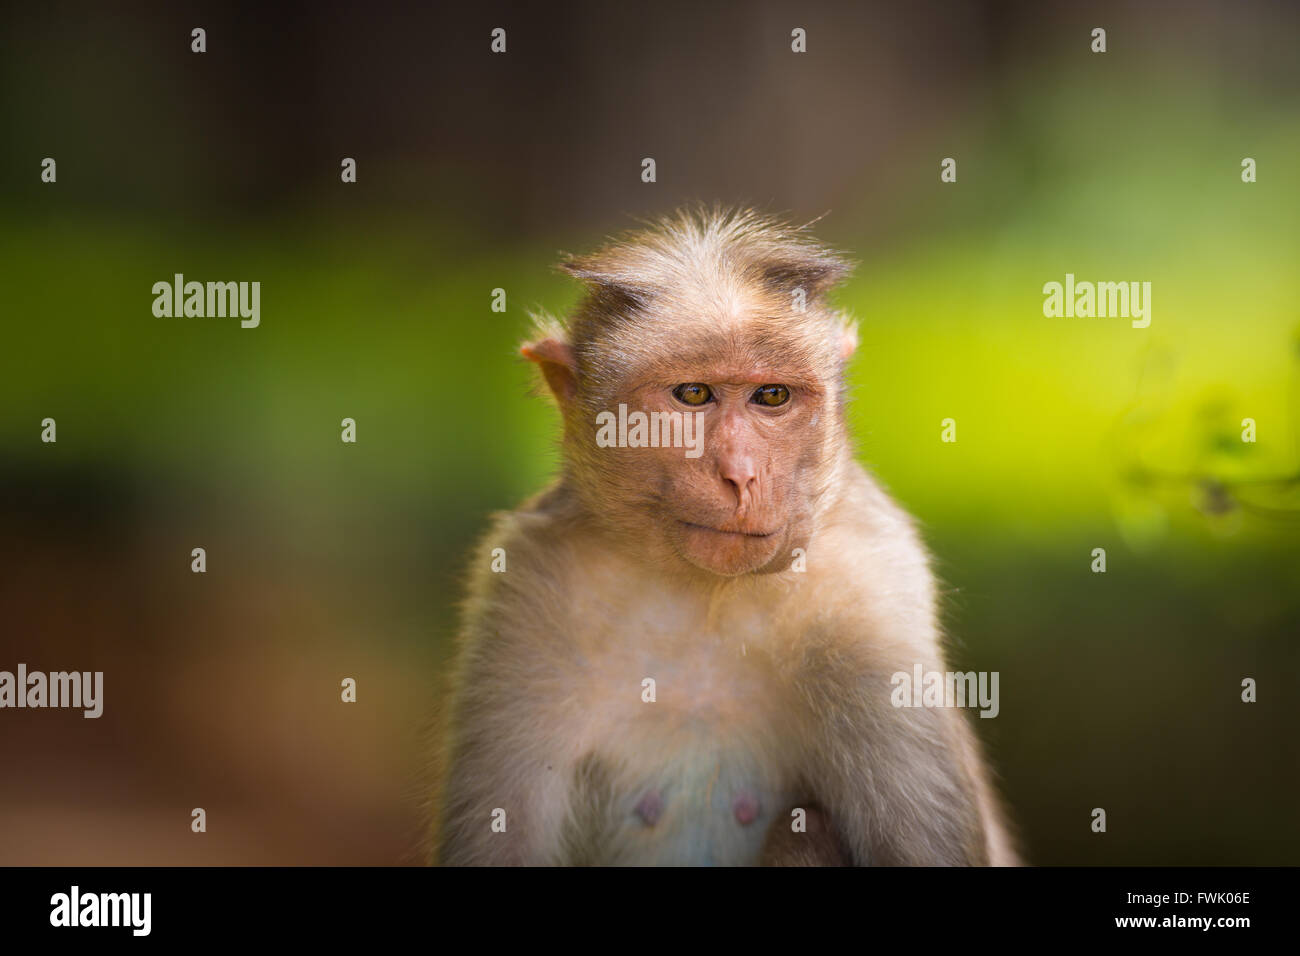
xmin=718 ymin=456 xmax=758 ymax=502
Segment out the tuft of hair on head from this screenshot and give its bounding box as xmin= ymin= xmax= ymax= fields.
xmin=558 ymin=203 xmax=853 ymax=308
xmin=521 ymin=204 xmax=859 ymax=403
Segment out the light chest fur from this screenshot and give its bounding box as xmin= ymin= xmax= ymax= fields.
xmin=505 ymin=547 xmax=811 ymax=864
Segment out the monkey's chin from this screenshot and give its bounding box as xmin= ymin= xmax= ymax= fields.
xmin=673 ymin=521 xmax=788 ymax=577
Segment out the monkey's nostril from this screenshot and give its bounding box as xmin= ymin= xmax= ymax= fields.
xmin=718 ymin=455 xmax=759 ymax=496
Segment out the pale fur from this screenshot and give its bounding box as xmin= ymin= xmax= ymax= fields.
xmin=433 ymin=206 xmax=1017 ymax=866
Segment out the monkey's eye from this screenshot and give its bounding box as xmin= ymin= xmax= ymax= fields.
xmin=751 ymin=384 xmax=790 ymax=407
xmin=672 ymin=383 xmax=714 ymax=406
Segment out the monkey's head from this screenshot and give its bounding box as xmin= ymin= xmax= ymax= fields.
xmin=524 ymin=206 xmax=858 ymax=578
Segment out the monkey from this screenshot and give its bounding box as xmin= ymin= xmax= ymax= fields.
xmin=432 ymin=205 xmax=1018 ymax=866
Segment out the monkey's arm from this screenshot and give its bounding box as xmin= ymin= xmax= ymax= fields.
xmin=788 ymin=640 xmax=991 ymax=866
xmin=764 ymin=473 xmax=1006 ymax=866
xmin=435 ymin=694 xmax=576 ymax=866
xmin=438 ymin=497 xmax=628 ymax=866
xmin=433 ymin=618 xmax=583 ymax=867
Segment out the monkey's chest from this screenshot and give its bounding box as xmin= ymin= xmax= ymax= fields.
xmin=603 ymin=747 xmax=792 ymax=866
xmin=573 ymin=639 xmax=799 ymax=866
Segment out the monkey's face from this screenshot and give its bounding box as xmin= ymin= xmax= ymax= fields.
xmin=657 ymin=377 xmax=823 ymax=576
xmin=523 ymin=209 xmax=858 ymax=578
xmin=574 ymin=327 xmax=846 ymax=579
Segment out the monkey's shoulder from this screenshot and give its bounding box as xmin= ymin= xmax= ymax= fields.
xmin=475 ymin=487 xmax=630 ymax=585
xmin=458 ymin=488 xmax=640 ymax=652
xmin=781 ymin=469 xmax=941 ymax=652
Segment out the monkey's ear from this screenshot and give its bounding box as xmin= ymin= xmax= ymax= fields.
xmin=838 ymin=319 xmax=858 ymax=360
xmin=521 ymin=338 xmax=577 ymax=404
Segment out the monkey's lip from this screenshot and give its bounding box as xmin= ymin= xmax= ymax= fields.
xmin=679 ymin=520 xmax=781 ymax=539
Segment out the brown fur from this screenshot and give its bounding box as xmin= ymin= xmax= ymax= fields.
xmin=433 ymin=205 xmax=1017 ymax=866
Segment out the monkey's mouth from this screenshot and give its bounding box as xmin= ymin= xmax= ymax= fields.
xmin=679 ymin=520 xmax=780 ymax=539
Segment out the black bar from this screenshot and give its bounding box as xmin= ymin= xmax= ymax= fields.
xmin=1 ymin=866 xmax=1289 ymax=942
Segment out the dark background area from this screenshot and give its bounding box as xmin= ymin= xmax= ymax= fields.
xmin=1 ymin=0 xmax=1297 ymax=864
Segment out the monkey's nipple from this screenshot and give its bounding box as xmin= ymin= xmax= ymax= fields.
xmin=635 ymin=790 xmax=664 ymax=827
xmin=732 ymin=792 xmax=761 ymax=826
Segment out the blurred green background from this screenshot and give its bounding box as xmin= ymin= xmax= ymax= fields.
xmin=1 ymin=0 xmax=1296 ymax=864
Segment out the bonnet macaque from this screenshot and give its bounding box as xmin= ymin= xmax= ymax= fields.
xmin=434 ymin=206 xmax=1016 ymax=865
